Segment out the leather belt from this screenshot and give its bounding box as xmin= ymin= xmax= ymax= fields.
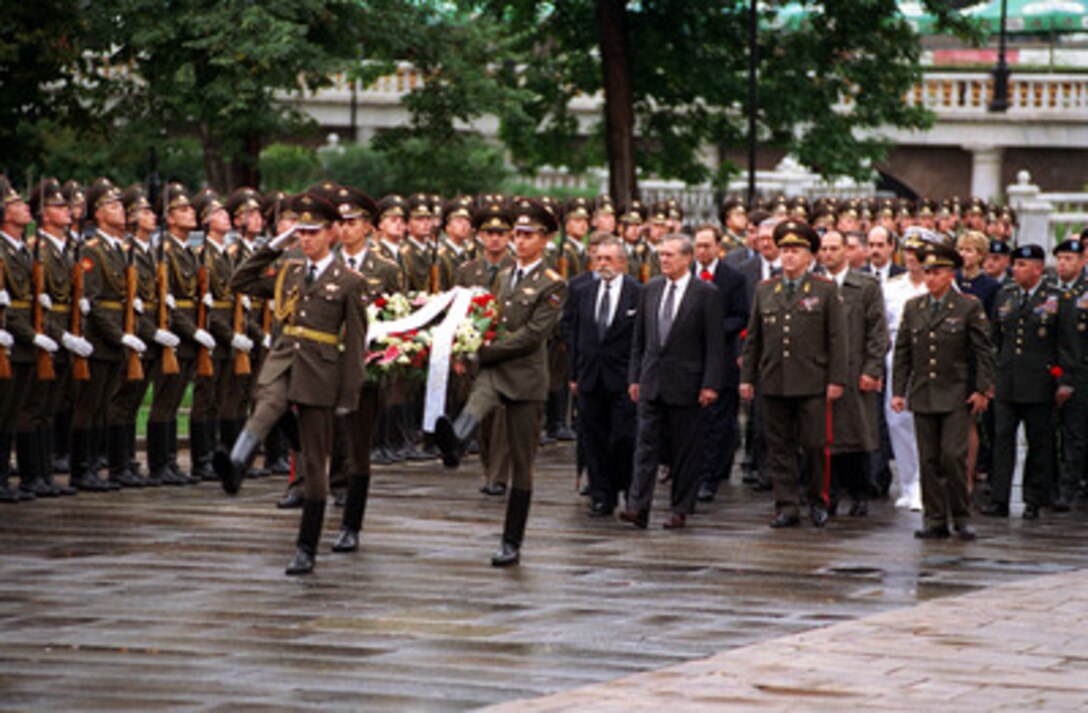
xmin=282 ymin=325 xmax=340 ymax=346
xmin=97 ymin=301 xmax=124 ymax=310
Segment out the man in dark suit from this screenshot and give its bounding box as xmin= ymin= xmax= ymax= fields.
xmin=621 ymin=234 xmax=724 ymax=530
xmin=691 ymin=224 xmax=749 ymax=502
xmin=568 ymin=237 xmax=639 ymax=516
xmin=864 ymin=226 xmax=905 ymax=285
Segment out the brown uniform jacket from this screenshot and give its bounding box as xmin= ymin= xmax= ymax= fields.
xmin=82 ymin=232 xmax=129 ymax=363
xmin=892 ymin=290 xmax=995 ymax=414
xmin=337 ymin=247 xmax=402 ymax=299
xmin=201 ymin=240 xmax=235 ymax=361
xmin=741 ymin=272 xmax=848 ymax=398
xmin=162 ymin=234 xmax=200 ymax=359
xmin=230 ymin=245 xmax=367 ymax=411
xmin=476 ymin=262 xmax=567 ymax=402
xmin=32 ymin=232 xmax=73 ymax=342
xmin=0 ymin=232 xmax=36 ymax=363
xmin=455 ymin=255 xmax=515 ymax=294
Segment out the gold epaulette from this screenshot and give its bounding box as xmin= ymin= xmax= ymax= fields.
xmin=544 ymin=268 xmax=562 ymax=282
xmin=84 ymin=238 xmax=100 ymax=248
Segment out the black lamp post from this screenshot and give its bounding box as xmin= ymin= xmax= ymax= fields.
xmin=747 ymin=0 xmax=758 ymax=208
xmin=989 ymin=0 xmax=1010 ymax=112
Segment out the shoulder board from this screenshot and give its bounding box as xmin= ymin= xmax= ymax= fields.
xmin=544 ymin=268 xmax=562 ymax=282
xmin=809 ymin=273 xmax=832 ymax=283
xmin=26 ymin=236 xmax=38 ymax=250
xmin=997 ymin=282 xmax=1017 ymax=293
xmin=227 ymin=244 xmax=239 ymax=256
xmin=163 ymin=240 xmax=173 ymax=252
xmin=85 ymin=238 xmax=100 ymax=248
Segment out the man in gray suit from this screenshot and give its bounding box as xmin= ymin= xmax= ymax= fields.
xmin=621 ymin=234 xmax=724 ymax=530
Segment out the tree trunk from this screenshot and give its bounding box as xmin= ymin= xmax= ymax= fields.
xmin=200 ymin=122 xmax=228 ymax=193
xmin=227 ymin=133 xmax=262 ymax=191
xmin=596 ymin=0 xmax=638 ymax=205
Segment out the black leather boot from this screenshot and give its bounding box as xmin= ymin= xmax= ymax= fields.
xmin=0 ymin=432 xmax=21 ymax=503
xmin=125 ymin=422 xmax=148 ymax=484
xmin=434 ymin=412 xmax=478 ymax=469
xmin=40 ymin=428 xmax=75 ymax=495
xmin=167 ymin=419 xmax=197 ymax=484
xmin=332 ymin=475 xmax=371 ymax=553
xmin=145 ymin=421 xmax=169 ymax=485
xmin=70 ymin=429 xmax=111 ymax=492
xmin=18 ymin=431 xmax=56 ymax=497
xmin=214 ymin=429 xmax=261 ymax=496
xmin=52 ymin=412 xmax=71 ymax=473
xmin=189 ymin=421 xmax=217 ymax=481
xmin=286 ymin=499 xmax=326 ymax=575
xmin=108 ymin=425 xmax=143 ymax=487
xmin=492 ymin=488 xmax=531 ymax=567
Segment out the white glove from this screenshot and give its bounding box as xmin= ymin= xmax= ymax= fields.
xmin=335 ymin=406 xmax=352 ymax=417
xmin=62 ymin=333 xmax=93 ymax=358
xmin=33 ymin=333 xmax=59 ymax=353
xmin=193 ymin=328 xmax=216 ymax=349
xmin=132 ymin=297 xmax=144 ymax=314
xmin=0 ymin=329 xmax=12 ymax=348
xmin=79 ymin=298 xmax=91 ymax=315
xmin=262 ymin=333 xmax=272 ymax=349
xmin=202 ymin=292 xmax=214 ymax=308
xmin=153 ymin=329 xmax=181 ymax=348
xmin=231 ymin=333 xmax=254 ymax=353
xmin=38 ymin=293 xmax=53 ymax=311
xmin=241 ymin=295 xmax=252 ymax=310
xmin=121 ymin=333 xmax=147 ymax=354
xmin=269 ymin=225 xmax=298 ymax=251
xmin=165 ymin=293 xmax=176 ymax=310
xmin=0 ymin=290 xmax=9 ymax=308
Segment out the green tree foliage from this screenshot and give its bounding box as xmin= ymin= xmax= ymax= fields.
xmin=473 ymin=0 xmax=977 ymax=199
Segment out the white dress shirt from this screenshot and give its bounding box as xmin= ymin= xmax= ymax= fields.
xmin=595 ymin=275 xmax=622 ymax=330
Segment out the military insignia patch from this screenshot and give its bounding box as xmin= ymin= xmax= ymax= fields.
xmin=547 ymin=292 xmax=562 ymax=307
xmin=799 ymin=296 xmax=820 ymax=311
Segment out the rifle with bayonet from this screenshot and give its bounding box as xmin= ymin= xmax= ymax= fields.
xmin=232 ymin=205 xmax=251 ymax=376
xmin=30 ymin=177 xmax=55 ymax=381
xmin=195 ymin=240 xmax=213 ymax=378
xmin=69 ymin=239 xmax=90 ymax=381
xmin=0 ymin=258 xmax=10 ymax=379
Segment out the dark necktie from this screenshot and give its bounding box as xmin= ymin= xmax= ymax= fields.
xmin=347 ymin=256 xmax=357 ymax=270
xmin=929 ymin=298 xmax=940 ymax=320
xmin=659 ymin=282 xmax=676 ymax=346
xmin=306 ymin=264 xmax=316 ymax=285
xmin=487 ymin=264 xmax=498 ymax=288
xmin=597 ymin=279 xmax=612 ymax=341
xmin=511 ymin=268 xmax=524 ymax=291
xmin=785 ymin=280 xmax=796 ymax=300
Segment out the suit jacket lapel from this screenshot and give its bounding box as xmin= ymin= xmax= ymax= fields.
xmin=663 ymin=279 xmax=695 ymax=350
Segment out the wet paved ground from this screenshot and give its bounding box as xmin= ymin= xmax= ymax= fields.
xmin=1 ymin=442 xmax=1088 ymax=711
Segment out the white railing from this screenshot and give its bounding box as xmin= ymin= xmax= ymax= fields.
xmin=1006 ymin=170 xmax=1088 ymax=252
xmin=906 ymin=72 xmax=1088 ymax=116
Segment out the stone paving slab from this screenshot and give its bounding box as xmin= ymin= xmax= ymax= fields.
xmin=484 ymin=568 xmax=1088 ymax=712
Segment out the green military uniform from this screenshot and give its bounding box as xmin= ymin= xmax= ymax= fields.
xmin=148 ymin=185 xmax=201 ymax=486
xmin=1057 ymin=269 xmax=1088 ymax=505
xmin=436 ymin=199 xmax=567 ymax=566
xmin=740 ymin=222 xmax=847 ymax=526
xmin=987 ymin=249 xmax=1074 ymax=517
xmin=893 ymin=249 xmax=996 ymax=534
xmin=19 ymin=179 xmax=79 ymax=496
xmin=220 ymin=192 xmax=368 ymax=575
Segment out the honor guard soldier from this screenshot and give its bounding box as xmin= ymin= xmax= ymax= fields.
xmin=1 ymin=179 xmax=53 ymax=501
xmin=18 ymin=179 xmax=87 ymax=497
xmin=73 ymin=179 xmax=148 ymax=492
xmin=620 ymin=201 xmax=657 ymax=282
xmin=720 ymin=198 xmax=749 ymax=255
xmin=106 ymin=185 xmax=169 ymax=488
xmin=592 ymin=195 xmax=617 ymax=236
xmin=435 ymin=198 xmax=567 ymax=567
xmin=740 ymin=221 xmax=847 ymax=529
xmin=984 ymin=238 xmax=1013 ymax=286
xmin=455 ymin=202 xmax=516 ymax=495
xmin=981 ymin=244 xmax=1075 ymax=520
xmin=216 ymin=192 xmax=368 ymax=575
xmin=892 ymin=243 xmax=995 ymax=540
xmin=1054 ymin=237 xmax=1088 ymax=509
xmin=439 ymin=196 xmax=475 ymax=274
xmin=402 ymin=193 xmax=439 ymax=292
xmin=190 ymin=192 xmax=252 ymax=481
xmin=374 ymin=194 xmax=408 ymax=274
xmin=147 ymin=183 xmax=205 ymax=486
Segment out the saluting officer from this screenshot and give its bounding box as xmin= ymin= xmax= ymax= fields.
xmin=740 ymin=220 xmax=847 ymax=529
xmin=216 ymin=192 xmax=367 ymax=576
xmin=892 ymin=243 xmax=995 ymax=540
xmin=435 ymin=199 xmax=567 ymax=567
xmin=981 ymin=244 xmax=1075 ymax=520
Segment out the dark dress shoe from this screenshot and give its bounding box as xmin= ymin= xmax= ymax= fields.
xmin=285 ymin=548 xmax=315 ymax=575
xmin=588 ymin=502 xmax=614 ymax=517
xmin=331 ymin=528 xmax=359 ymax=553
xmin=479 ymin=482 xmax=507 ymax=496
xmin=696 ymin=484 xmax=715 ymax=503
xmin=578 ymin=483 xmax=591 ymax=497
xmin=74 ymin=475 xmax=112 ymax=492
xmin=752 ymin=477 xmax=773 ymax=492
xmin=618 ymin=508 xmax=649 ymax=529
xmin=554 ymin=426 xmax=576 ymax=442
xmin=334 ymin=492 xmax=345 ymax=508
xmin=370 ymin=448 xmax=393 ymax=466
xmin=1052 ymin=498 xmax=1071 ymax=513
xmin=662 ymin=513 xmax=686 ymax=530
xmin=53 ymin=456 xmax=70 ymax=474
xmin=538 ymin=433 xmax=556 ymax=447
xmin=848 ymin=500 xmax=868 ymax=517
xmin=741 ymin=471 xmax=757 ymax=484
xmin=277 ymin=490 xmax=305 ymax=509
xmin=914 ymin=525 xmax=951 ymax=540
xmin=770 ymin=513 xmax=800 ymax=528
xmin=1023 ymin=504 xmax=1040 ymax=520
xmin=269 ymin=456 xmax=292 ymax=474
xmin=491 ymin=540 xmax=520 ymax=567
xmin=0 ymin=484 xmax=20 ymax=503
xmin=956 ymin=523 xmax=977 ymax=541
xmin=980 ymin=502 xmax=1009 ymax=517
xmin=810 ymin=506 xmax=829 ymax=528
xmin=22 ymin=480 xmax=58 ymax=498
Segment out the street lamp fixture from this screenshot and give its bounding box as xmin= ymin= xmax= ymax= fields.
xmin=989 ymin=0 xmax=1010 ymax=112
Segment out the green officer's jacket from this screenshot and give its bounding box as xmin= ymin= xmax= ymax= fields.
xmin=476 ymin=261 xmax=567 ymax=402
